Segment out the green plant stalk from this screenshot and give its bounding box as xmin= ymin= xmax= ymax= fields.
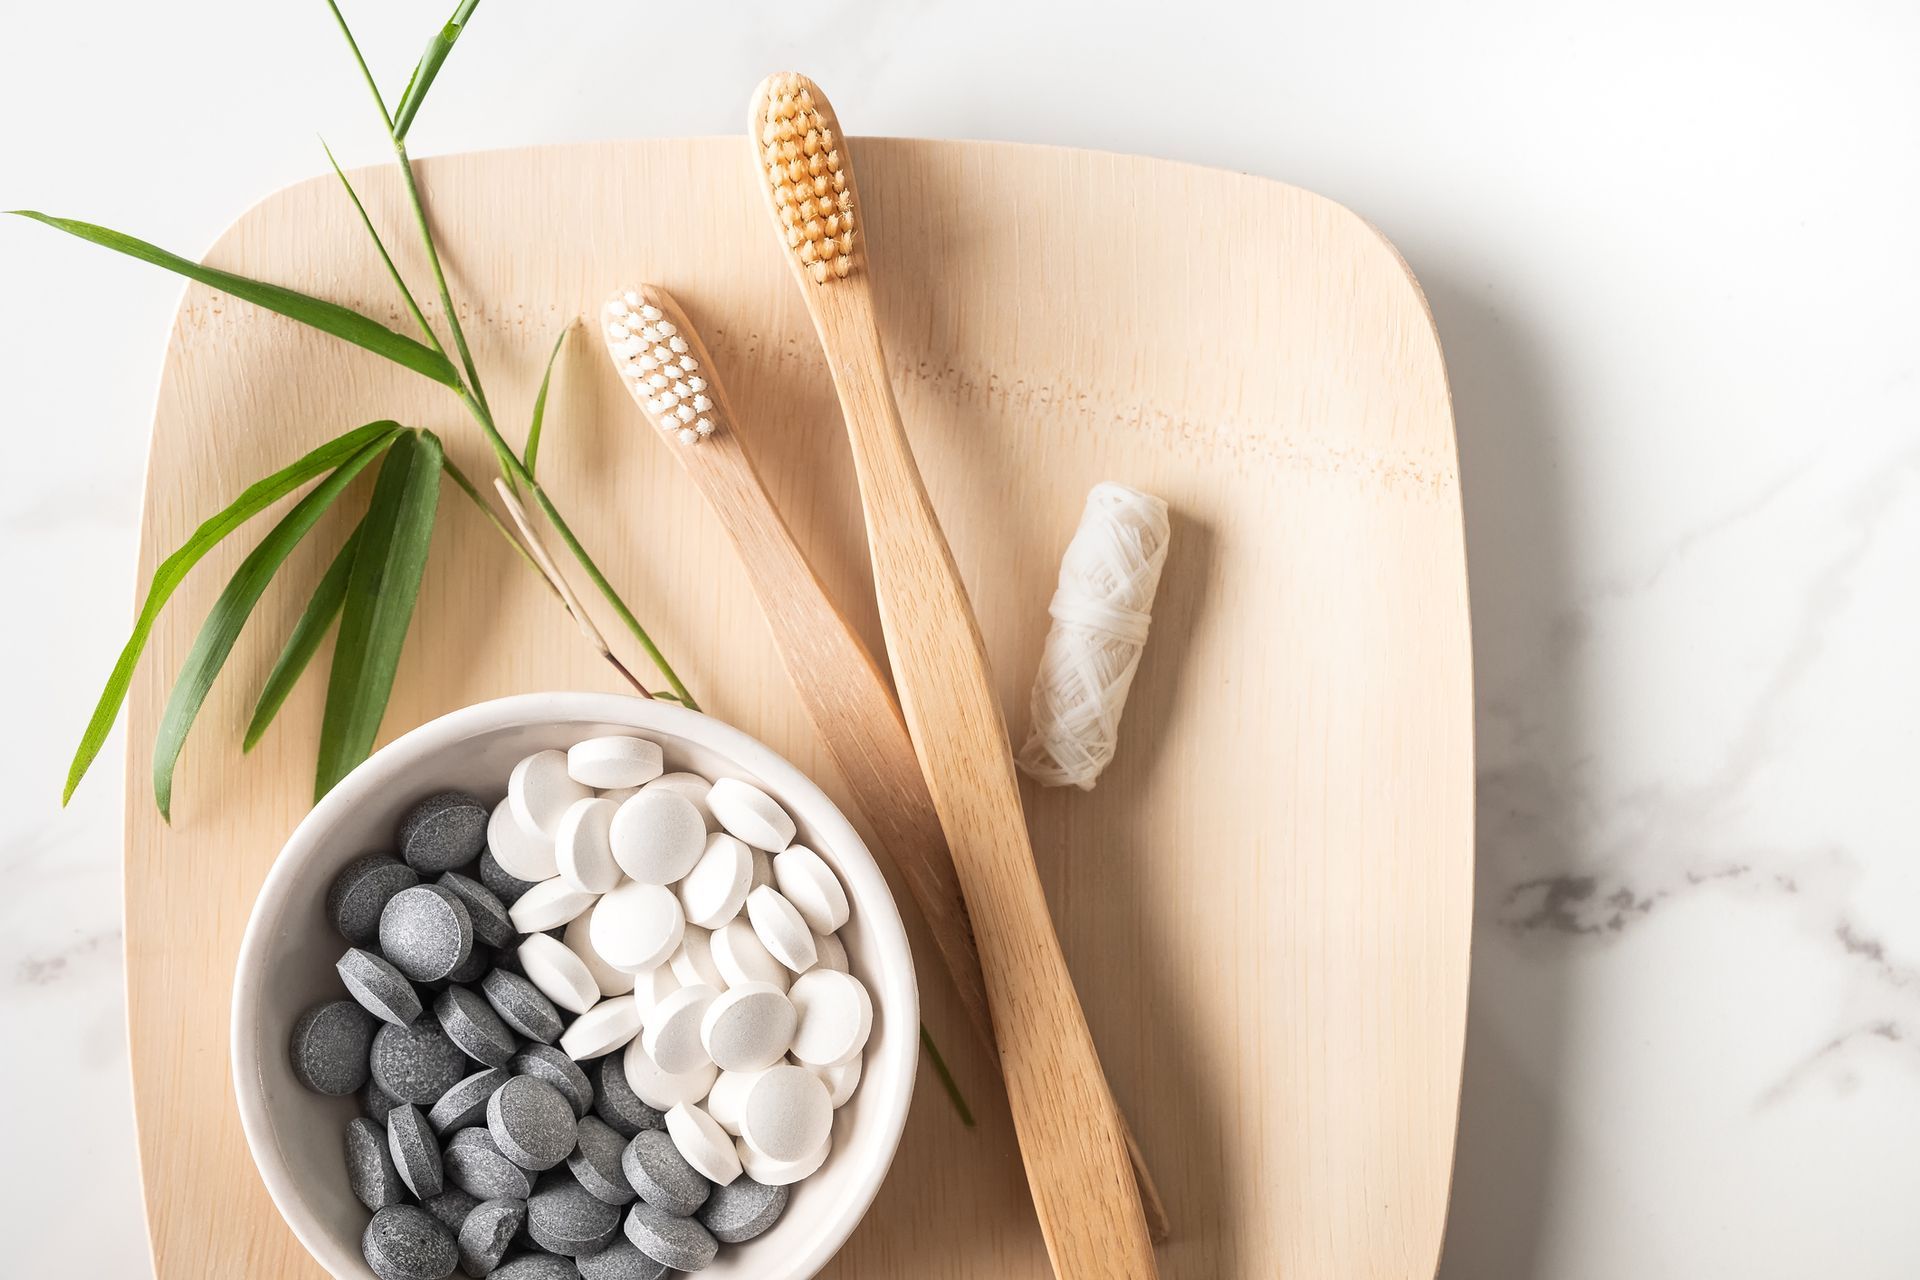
xmin=323 ymin=0 xmax=395 ymax=132
xmin=322 ymin=0 xmax=693 ymax=709
xmin=440 ymin=454 xmax=543 ymax=581
xmin=322 ymin=168 xmax=526 ymax=635
xmin=529 ymin=482 xmax=695 ymax=708
xmin=322 ymin=140 xmax=446 ymax=363
xmin=349 ymin=144 xmax=689 ymax=704
xmin=278 ymin=148 xmax=548 ymax=631
xmin=380 ymin=138 xmax=687 ymax=704
xmin=451 ymin=386 xmax=698 ymax=709
xmin=920 ymin=1023 xmax=976 ymax=1128
xmin=430 ymin=269 xmax=695 ymax=708
xmin=393 ymin=139 xmax=495 ymax=431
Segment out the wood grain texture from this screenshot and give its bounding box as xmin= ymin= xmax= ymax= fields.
xmin=124 ymin=136 xmax=1471 ymax=1279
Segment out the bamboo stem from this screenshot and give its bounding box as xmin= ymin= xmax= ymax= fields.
xmin=493 ymin=479 xmax=652 ymax=699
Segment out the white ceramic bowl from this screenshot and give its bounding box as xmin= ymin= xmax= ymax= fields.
xmin=233 ymin=693 xmax=918 ymax=1279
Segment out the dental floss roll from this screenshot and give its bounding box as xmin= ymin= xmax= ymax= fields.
xmin=1016 ymin=482 xmax=1171 ymax=790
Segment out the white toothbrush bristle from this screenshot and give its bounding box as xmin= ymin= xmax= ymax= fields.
xmin=603 ymin=290 xmax=723 ymax=445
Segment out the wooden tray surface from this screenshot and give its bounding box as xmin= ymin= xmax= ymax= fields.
xmin=123 ymin=136 xmax=1471 ymax=1278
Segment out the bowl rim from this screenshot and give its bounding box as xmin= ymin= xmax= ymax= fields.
xmin=230 ymin=691 xmax=919 ymax=1279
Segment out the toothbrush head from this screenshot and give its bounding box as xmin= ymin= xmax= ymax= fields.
xmin=601 ymin=287 xmax=722 ymax=445
xmin=750 ymin=72 xmax=857 ymax=285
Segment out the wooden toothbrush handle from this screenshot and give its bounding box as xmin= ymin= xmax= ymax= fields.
xmin=814 ymin=298 xmax=1159 ymax=1279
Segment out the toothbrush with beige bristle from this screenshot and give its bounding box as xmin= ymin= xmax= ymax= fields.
xmin=747 ymin=72 xmax=1161 ymax=1278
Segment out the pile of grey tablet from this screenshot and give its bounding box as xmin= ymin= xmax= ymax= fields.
xmin=289 ymin=790 xmax=790 ymax=1279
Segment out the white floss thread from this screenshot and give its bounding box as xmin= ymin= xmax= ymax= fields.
xmin=1016 ymin=482 xmax=1171 ymax=790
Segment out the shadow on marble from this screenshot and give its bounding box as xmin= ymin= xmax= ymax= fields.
xmin=1420 ymin=261 xmax=1578 ymax=1280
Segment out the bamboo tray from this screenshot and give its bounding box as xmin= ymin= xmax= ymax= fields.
xmin=123 ymin=137 xmax=1472 ymax=1278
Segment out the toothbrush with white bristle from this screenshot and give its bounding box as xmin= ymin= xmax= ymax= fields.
xmin=600 ymin=282 xmax=993 ymax=1059
xmin=604 ymin=279 xmax=1172 ymax=1247
xmin=603 ymin=290 xmax=717 ymax=445
xmin=748 ymin=72 xmax=1162 ymax=1278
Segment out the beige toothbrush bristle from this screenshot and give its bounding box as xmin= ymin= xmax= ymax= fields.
xmin=758 ymin=73 xmax=855 ymax=284
xmin=601 ymin=288 xmax=721 ymax=445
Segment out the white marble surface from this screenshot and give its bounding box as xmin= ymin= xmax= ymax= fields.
xmin=4 ymin=1 xmax=1916 ymax=1274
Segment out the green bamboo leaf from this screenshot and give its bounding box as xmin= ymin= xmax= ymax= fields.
xmin=152 ymin=439 xmax=396 ymax=819
xmin=243 ymin=521 xmax=363 ymax=752
xmin=316 ymin=430 xmax=444 ymax=798
xmin=61 ymin=420 xmax=401 ymax=804
xmin=523 ymin=325 xmax=568 ymax=477
xmin=8 ymin=212 xmax=461 ymax=389
xmin=392 ymin=0 xmax=483 ymax=141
